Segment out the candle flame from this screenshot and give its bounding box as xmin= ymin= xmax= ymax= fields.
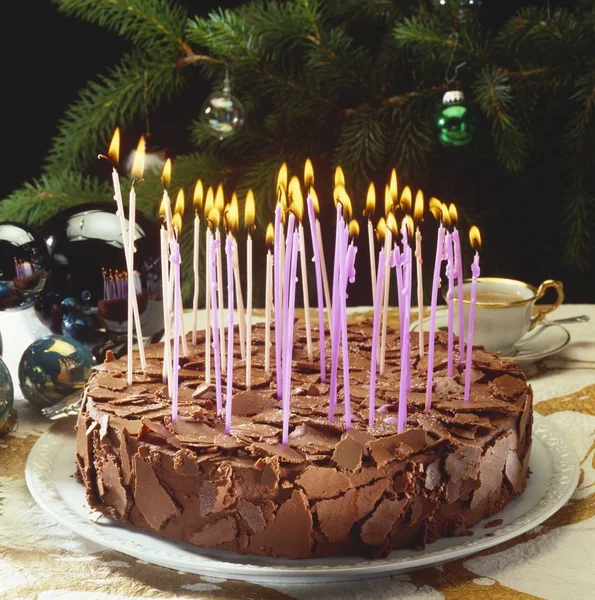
xmin=277 ymin=162 xmax=288 ymax=193
xmin=386 ymin=211 xmax=398 ymax=237
xmin=108 ymin=128 xmax=120 ymax=164
xmin=441 ymin=203 xmax=451 ymax=228
xmin=215 ymin=184 xmax=225 ymax=214
xmin=448 ymin=203 xmax=458 ymax=226
xmin=204 ymin=186 xmax=214 ymax=219
xmin=193 ymin=180 xmax=203 ymax=213
xmin=310 ymin=187 xmax=320 ymax=216
xmin=429 ymin=197 xmax=442 ymax=221
xmin=208 ymin=207 xmax=220 ymax=230
xmin=400 ymin=186 xmax=412 ymax=213
xmin=245 ymin=189 xmax=255 ymax=230
xmin=349 ymin=219 xmax=360 ymax=239
xmin=159 ymin=195 xmax=167 ymax=220
xmin=403 ymin=214 xmax=414 ymax=238
xmin=384 ymin=185 xmax=392 ymax=218
xmin=172 ymin=211 xmax=183 ymax=233
xmin=130 ymin=136 xmax=146 ymax=179
xmin=365 ymin=183 xmax=376 ymax=217
xmin=266 ymin=222 xmax=274 ymax=248
xmin=288 ymin=176 xmax=304 ymax=221
xmin=469 ymin=225 xmax=481 ymax=250
xmin=389 ymin=168 xmax=398 ymax=202
xmin=304 ymin=158 xmax=314 ymax=188
xmin=226 ymin=194 xmax=239 ymax=233
xmin=334 ymin=186 xmax=352 ymax=219
xmin=174 ymin=189 xmax=185 ymax=216
xmin=334 ymin=165 xmax=345 ymax=188
xmin=279 ymin=187 xmax=287 ymax=212
xmin=161 ymin=158 xmax=172 ymax=187
xmin=414 ymin=190 xmax=424 ymax=223
xmin=376 ymin=217 xmax=386 ymax=243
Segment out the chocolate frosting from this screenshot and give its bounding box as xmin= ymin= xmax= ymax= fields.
xmin=76 ymin=321 xmax=532 ymax=559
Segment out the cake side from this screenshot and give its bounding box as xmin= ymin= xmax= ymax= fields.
xmin=75 ymin=321 xmax=532 ymax=559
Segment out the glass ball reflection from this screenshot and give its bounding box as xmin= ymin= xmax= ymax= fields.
xmin=201 ymin=87 xmax=245 ymax=139
xmin=36 ymin=202 xmax=164 ymax=362
xmin=0 ymin=222 xmax=50 ymax=311
xmin=18 ymin=335 xmax=94 ymax=409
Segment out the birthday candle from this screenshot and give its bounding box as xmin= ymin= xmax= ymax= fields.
xmin=306 ymin=193 xmax=326 ymax=383
xmin=445 ymin=229 xmax=455 ymax=377
xmin=191 ymin=180 xmax=203 ymax=346
xmin=230 ymin=193 xmax=246 ymax=360
xmin=245 ymin=190 xmax=256 ymax=388
xmin=465 ymin=226 xmax=482 ymax=402
xmin=173 ymin=190 xmax=189 ymax=358
xmin=282 ymin=229 xmax=300 ymax=445
xmin=365 ymin=183 xmax=377 ymax=305
xmin=414 ymin=191 xmax=425 ymax=357
xmin=208 ymin=221 xmax=223 ymax=415
xmin=169 ymin=216 xmax=183 ymax=422
xmin=215 ymin=185 xmax=226 ymax=367
xmin=264 ymin=224 xmax=274 ymax=374
xmin=273 ymin=202 xmax=283 ymax=399
xmin=425 ymin=200 xmax=447 ymax=411
xmin=379 ymin=185 xmax=395 ymax=376
xmin=450 ymin=204 xmax=465 ymax=364
xmin=225 ymin=232 xmax=235 ymax=434
xmin=398 ymin=216 xmax=413 ymax=433
xmin=368 ymin=247 xmax=386 ymax=425
xmin=160 ymin=226 xmax=172 ymax=390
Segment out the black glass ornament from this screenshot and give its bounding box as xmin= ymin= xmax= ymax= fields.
xmin=36 ymin=202 xmax=164 ymax=362
xmin=0 ymin=355 xmax=16 ymax=437
xmin=0 ymin=222 xmax=50 ymax=311
xmin=18 ymin=334 xmax=94 ymax=409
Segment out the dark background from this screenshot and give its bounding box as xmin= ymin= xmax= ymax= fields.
xmin=2 ymin=0 xmax=590 ymax=304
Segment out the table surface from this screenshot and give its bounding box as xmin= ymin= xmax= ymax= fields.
xmin=2 ymin=304 xmax=595 ymax=600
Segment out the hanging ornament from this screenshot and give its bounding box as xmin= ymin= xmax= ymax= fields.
xmin=35 ymin=202 xmax=163 ymax=363
xmin=0 ymin=356 xmax=16 ymax=437
xmin=201 ymin=68 xmax=245 ymax=139
xmin=0 ymin=222 xmax=50 ymax=311
xmin=437 ymin=88 xmax=475 ymax=147
xmin=436 ymin=32 xmax=474 ymax=147
xmin=18 ymin=334 xmax=94 ymax=409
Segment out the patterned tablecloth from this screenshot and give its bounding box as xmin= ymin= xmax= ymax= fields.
xmin=2 ymin=304 xmax=595 ymax=600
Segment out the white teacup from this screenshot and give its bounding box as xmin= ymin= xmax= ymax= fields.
xmin=451 ymin=277 xmax=564 ymax=352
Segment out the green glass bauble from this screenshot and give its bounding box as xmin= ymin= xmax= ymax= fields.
xmin=437 ymin=90 xmax=474 ymax=147
xmin=0 ymin=356 xmax=16 ymax=437
xmin=18 ymin=335 xmax=94 ymax=409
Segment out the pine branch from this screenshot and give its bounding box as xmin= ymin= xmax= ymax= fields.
xmin=0 ymin=173 xmax=111 ymax=228
xmin=473 ymin=66 xmax=530 ymax=172
xmin=53 ymin=0 xmax=188 ymax=52
xmin=45 ymin=52 xmax=184 ymax=174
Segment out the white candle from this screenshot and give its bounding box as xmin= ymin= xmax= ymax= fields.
xmin=415 ymin=227 xmax=424 ymax=357
xmin=204 ymin=227 xmax=211 ymax=385
xmin=232 ymin=236 xmax=246 ymax=359
xmin=127 ymin=183 xmax=136 ymax=386
xmin=173 ymin=189 xmax=188 ymax=358
xmin=264 ymin=229 xmax=273 ymax=374
xmin=365 ymin=183 xmax=377 ymax=305
xmin=310 ymin=189 xmax=332 ymax=332
xmin=215 ymin=227 xmax=226 ymax=366
xmin=191 ymin=179 xmax=203 ymax=346
xmin=160 ymin=226 xmax=173 ymax=391
xmin=245 ymin=189 xmax=256 ymax=388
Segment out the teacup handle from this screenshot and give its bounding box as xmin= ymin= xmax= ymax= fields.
xmin=530 ymin=279 xmax=565 ymax=330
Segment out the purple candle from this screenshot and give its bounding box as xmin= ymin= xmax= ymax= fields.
xmin=209 ymin=233 xmax=223 ymax=415
xmin=282 ymin=229 xmax=300 ymax=444
xmin=398 ymin=217 xmax=413 ymax=433
xmin=452 ymin=226 xmax=465 ymax=364
xmin=225 ymin=234 xmax=235 ymax=434
xmin=283 ymin=211 xmax=296 ymax=354
xmin=425 ymin=204 xmax=446 ymax=411
xmin=445 ymin=231 xmax=455 ymax=376
xmin=328 ymin=201 xmax=344 ymax=420
xmin=368 ymin=247 xmax=386 ymax=425
xmin=341 ymin=225 xmax=358 ymax=430
xmin=273 ymin=203 xmax=283 ymax=399
xmin=169 ymin=237 xmax=182 ymax=422
xmin=307 ymin=194 xmax=326 ymax=382
xmin=392 ymin=244 xmax=404 ymax=342
xmin=464 ymin=226 xmax=482 ymax=402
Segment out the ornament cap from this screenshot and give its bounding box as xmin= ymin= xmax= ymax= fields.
xmin=443 ymin=89 xmax=465 ymax=106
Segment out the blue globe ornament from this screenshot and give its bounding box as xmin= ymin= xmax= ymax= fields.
xmin=0 ymin=356 xmax=16 ymax=437
xmin=35 ymin=202 xmax=163 ymax=362
xmin=0 ymin=222 xmax=50 ymax=311
xmin=18 ymin=335 xmax=94 ymax=409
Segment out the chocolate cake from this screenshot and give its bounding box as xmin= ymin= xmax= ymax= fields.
xmin=75 ymin=320 xmax=532 ymax=559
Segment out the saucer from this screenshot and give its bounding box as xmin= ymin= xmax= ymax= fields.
xmin=410 ymin=309 xmax=571 ymax=362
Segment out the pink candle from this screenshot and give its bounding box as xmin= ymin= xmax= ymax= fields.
xmin=425 ymin=223 xmax=446 ymax=411
xmin=398 ymin=233 xmax=413 ymax=433
xmin=225 ymin=234 xmax=235 ymax=434
xmin=307 ymin=195 xmax=326 ymax=382
xmin=169 ymin=239 xmax=182 ymax=422
xmin=273 ymin=203 xmax=283 ymax=399
xmin=368 ymin=247 xmax=386 ymax=425
xmin=282 ymin=229 xmax=300 ymax=444
xmin=209 ymin=234 xmax=223 ymax=415
xmin=464 ymin=226 xmax=482 ymax=401
xmin=452 ymin=228 xmax=465 ymax=364
xmin=392 ymin=245 xmax=404 ymax=341
xmin=328 ymin=202 xmax=343 ymax=421
xmin=283 ymin=212 xmax=296 ymax=335
xmin=341 ymin=231 xmax=358 ymax=430
xmin=445 ymin=231 xmax=455 ymax=376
